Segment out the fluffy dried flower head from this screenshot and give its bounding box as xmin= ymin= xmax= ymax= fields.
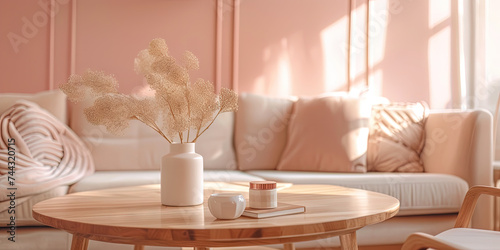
xmin=60 ymin=70 xmax=118 ymax=102
xmin=134 ymin=49 xmax=155 ymax=76
xmin=219 ymin=88 xmax=238 ymax=113
xmin=151 ymin=57 xmax=189 ymax=86
xmin=59 ymin=76 xmax=86 ymax=102
xmin=129 ymin=97 xmax=160 ymax=125
xmin=84 ymin=94 xmax=131 ymax=134
xmin=148 ymin=38 xmax=168 ymax=57
xmin=189 ymin=79 xmax=218 ymax=129
xmin=183 ymin=51 xmax=199 ymax=71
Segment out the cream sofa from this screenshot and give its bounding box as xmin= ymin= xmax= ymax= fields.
xmin=0 ymin=90 xmax=495 ymax=250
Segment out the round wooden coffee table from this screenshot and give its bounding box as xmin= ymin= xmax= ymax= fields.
xmin=32 ymin=182 xmax=399 ymax=250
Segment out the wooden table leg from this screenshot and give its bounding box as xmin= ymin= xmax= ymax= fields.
xmin=194 ymin=247 xmax=209 ymax=250
xmin=134 ymin=245 xmax=144 ymax=250
xmin=284 ymin=243 xmax=295 ymax=250
xmin=340 ymin=232 xmax=358 ymax=250
xmin=71 ymin=234 xmax=89 ymax=250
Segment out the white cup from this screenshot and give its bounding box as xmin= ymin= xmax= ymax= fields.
xmin=208 ymin=193 xmax=246 ymax=220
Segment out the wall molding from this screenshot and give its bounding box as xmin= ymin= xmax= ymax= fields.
xmin=232 ymin=0 xmax=240 ymax=91
xmin=215 ymin=0 xmax=223 ymax=91
xmin=70 ymin=0 xmax=77 ymax=76
xmin=49 ymin=0 xmax=55 ymax=90
xmin=347 ymin=0 xmax=352 ymax=90
xmin=365 ymin=0 xmax=370 ymax=88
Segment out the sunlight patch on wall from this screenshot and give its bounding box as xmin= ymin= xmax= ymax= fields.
xmin=369 ymin=0 xmax=389 ymax=66
xmin=321 ymin=16 xmax=348 ymax=92
xmin=254 ymin=38 xmax=292 ymax=97
xmin=276 ymin=43 xmax=292 ymax=97
xmin=429 ymin=0 xmax=451 ymax=28
xmin=486 ymin=0 xmax=500 ymax=82
xmin=428 ymin=27 xmax=451 ymax=108
xmin=350 ymin=2 xmax=368 ymax=86
xmin=368 ymin=69 xmax=383 ymax=97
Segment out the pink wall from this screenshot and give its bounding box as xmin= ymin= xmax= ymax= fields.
xmin=0 ymin=0 xmax=462 ymax=109
xmin=1 ymin=0 xmax=52 ymax=93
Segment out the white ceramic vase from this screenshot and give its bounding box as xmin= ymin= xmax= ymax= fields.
xmin=161 ymin=143 xmax=204 ymax=206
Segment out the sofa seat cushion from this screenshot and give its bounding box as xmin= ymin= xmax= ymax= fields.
xmin=204 ymin=170 xmax=265 ymax=182
xmin=246 ymin=171 xmax=468 ymax=216
xmin=69 ymin=170 xmax=264 ymax=193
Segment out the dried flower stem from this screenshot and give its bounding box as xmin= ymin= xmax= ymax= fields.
xmin=185 ymin=90 xmax=192 ymax=143
xmin=133 ymin=115 xmax=172 ymax=143
xmin=192 ymin=109 xmax=222 ymax=142
xmin=158 ymin=94 xmax=182 ymax=143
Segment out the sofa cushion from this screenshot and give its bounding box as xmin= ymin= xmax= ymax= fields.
xmin=68 ymin=170 xmax=160 ymax=193
xmin=234 ymin=93 xmax=294 ymax=170
xmin=0 ymin=185 xmax=69 ymax=226
xmin=277 ymin=93 xmax=370 ymax=172
xmin=69 ymin=170 xmax=264 ymax=193
xmin=367 ymin=102 xmax=428 ymax=172
xmin=70 ymin=101 xmax=236 ymax=171
xmin=0 ymin=90 xmax=67 ymax=124
xmin=246 ymin=171 xmax=468 ymax=216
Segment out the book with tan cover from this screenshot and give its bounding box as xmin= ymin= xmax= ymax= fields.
xmin=241 ymin=203 xmax=306 ymax=218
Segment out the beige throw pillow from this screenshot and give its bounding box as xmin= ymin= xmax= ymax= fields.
xmin=277 ymin=93 xmax=370 ymax=173
xmin=367 ymin=102 xmax=428 ymax=172
xmin=234 ymin=93 xmax=295 ymax=170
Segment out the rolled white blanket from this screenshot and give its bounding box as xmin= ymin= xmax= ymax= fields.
xmin=0 ymin=100 xmax=94 ymax=211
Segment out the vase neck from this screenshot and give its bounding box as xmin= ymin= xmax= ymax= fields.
xmin=170 ymin=143 xmax=195 ymax=154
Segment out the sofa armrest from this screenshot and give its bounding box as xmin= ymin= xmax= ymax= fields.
xmin=421 ymin=109 xmax=493 ymax=229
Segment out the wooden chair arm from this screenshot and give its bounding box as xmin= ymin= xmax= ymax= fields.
xmin=454 ymin=185 xmax=500 ymax=228
xmin=401 ymin=232 xmax=463 ymax=250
